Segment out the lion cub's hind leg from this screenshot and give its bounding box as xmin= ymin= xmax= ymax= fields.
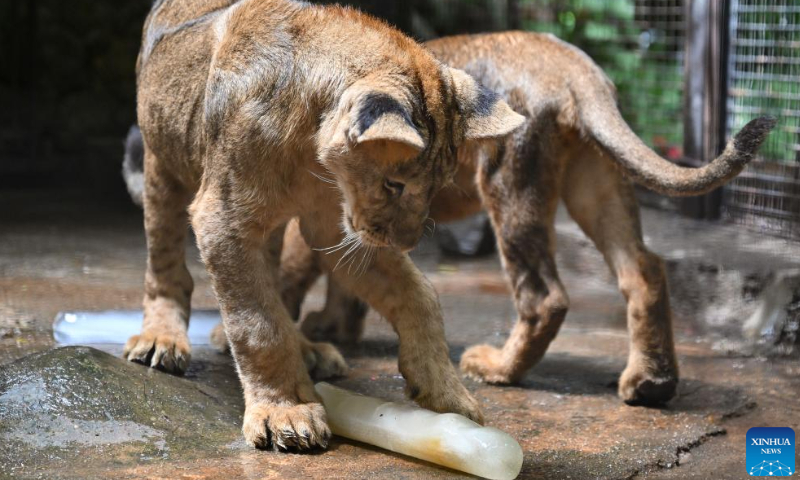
xmin=460 ymin=119 xmax=570 ymax=384
xmin=208 ymin=221 xmax=349 ymax=380
xmin=562 ymin=146 xmax=678 ymax=406
xmin=124 ymin=150 xmax=193 ymax=374
xmin=301 ymin=277 xmax=369 ymax=344
xmin=209 ymin=321 xmax=349 ymax=381
xmin=280 ymin=218 xmax=323 ymax=321
xmin=280 ymin=220 xmax=368 ymax=344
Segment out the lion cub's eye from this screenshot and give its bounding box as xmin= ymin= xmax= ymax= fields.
xmin=383 ymin=179 xmax=405 ymax=199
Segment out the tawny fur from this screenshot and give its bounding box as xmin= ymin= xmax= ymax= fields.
xmin=127 ymin=0 xmax=524 ymax=452
xmin=270 ymin=31 xmax=775 ymax=407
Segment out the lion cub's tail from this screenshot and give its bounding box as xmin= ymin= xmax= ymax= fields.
xmin=575 ymin=77 xmax=776 ymax=197
xmin=122 ymin=124 xmax=145 ymax=207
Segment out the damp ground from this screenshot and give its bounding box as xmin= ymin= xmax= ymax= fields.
xmin=1 ymin=189 xmax=798 ymax=479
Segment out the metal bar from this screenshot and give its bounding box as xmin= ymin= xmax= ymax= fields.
xmin=736 ymin=171 xmax=800 ymax=185
xmin=729 ymin=39 xmax=800 ymax=48
xmin=681 ymin=0 xmax=707 ymax=219
xmin=681 ymin=0 xmax=729 ymax=219
xmin=728 ymin=104 xmax=800 ymax=117
xmin=730 ymin=88 xmax=800 ymax=102
xmin=729 ymin=71 xmax=800 ymax=83
xmin=736 ymin=5 xmax=800 ymax=14
xmin=732 ymin=54 xmax=800 ymax=66
xmin=724 ymin=204 xmax=800 ymax=221
xmin=735 ymin=22 xmax=800 ymax=32
xmin=507 ymin=0 xmax=520 ymax=30
xmin=726 ymin=185 xmax=800 ymax=201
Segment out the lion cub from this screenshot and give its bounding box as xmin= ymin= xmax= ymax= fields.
xmin=127 ymin=0 xmax=523 ymax=451
xmin=277 ymin=31 xmax=775 ymax=407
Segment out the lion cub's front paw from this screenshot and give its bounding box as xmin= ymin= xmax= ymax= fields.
xmin=243 ymin=401 xmax=331 ymax=451
xmin=460 ymin=344 xmax=517 ymax=384
xmin=412 ymin=380 xmax=485 ymax=425
xmin=124 ymin=329 xmax=190 ymax=374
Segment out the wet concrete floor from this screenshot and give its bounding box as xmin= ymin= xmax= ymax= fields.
xmin=1 ymin=190 xmax=799 ymax=479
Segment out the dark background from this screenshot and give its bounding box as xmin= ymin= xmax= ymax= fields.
xmin=0 ymin=0 xmax=687 ymax=205
xmin=2 ymin=0 xmax=797 ymax=238
xmin=0 ymin=1 xmax=151 ymax=200
xmin=0 ymin=0 xmax=512 ymax=204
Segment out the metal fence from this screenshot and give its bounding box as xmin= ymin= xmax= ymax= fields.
xmin=421 ymin=0 xmax=800 ymax=238
xmin=518 ymin=0 xmax=687 ymax=165
xmin=724 ymin=0 xmax=800 ymax=239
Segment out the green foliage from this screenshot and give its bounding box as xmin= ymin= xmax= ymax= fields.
xmin=728 ymin=2 xmax=800 ymax=164
xmin=519 ymin=0 xmax=685 ymax=155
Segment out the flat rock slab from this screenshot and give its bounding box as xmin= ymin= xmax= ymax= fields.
xmin=0 ymin=338 xmax=759 ymax=479
xmin=0 ymin=346 xmax=243 ymax=478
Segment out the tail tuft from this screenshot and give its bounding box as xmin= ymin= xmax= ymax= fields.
xmin=732 ymin=116 xmax=777 ymax=161
xmin=122 ymin=125 xmax=145 ymax=207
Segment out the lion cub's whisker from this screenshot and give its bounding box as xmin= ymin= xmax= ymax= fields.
xmin=426 ymin=217 xmax=436 ymax=234
xmin=344 ymin=247 xmax=363 ymax=274
xmin=307 ymin=169 xmax=337 ymax=185
xmin=349 ymin=243 xmax=371 ymax=276
xmin=333 ymin=236 xmax=364 ymax=272
xmin=316 ymin=232 xmax=359 ymax=253
xmin=356 ymin=245 xmax=376 ymax=277
xmin=316 ymin=240 xmax=353 ymax=254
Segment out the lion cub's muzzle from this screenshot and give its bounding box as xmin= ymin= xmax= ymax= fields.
xmin=352 ymin=216 xmax=424 ymax=252
xmin=388 ymin=221 xmax=425 ymax=253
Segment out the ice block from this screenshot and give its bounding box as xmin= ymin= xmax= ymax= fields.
xmin=315 ymin=382 xmax=523 ymax=480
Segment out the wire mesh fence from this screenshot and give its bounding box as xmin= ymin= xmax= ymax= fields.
xmin=414 ymin=0 xmax=800 ymax=237
xmin=724 ymin=0 xmax=800 ymax=239
xmin=519 ymin=0 xmax=687 ymax=161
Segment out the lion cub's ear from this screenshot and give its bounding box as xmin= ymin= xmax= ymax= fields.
xmin=349 ymin=93 xmax=425 ymax=163
xmin=450 ymin=68 xmax=526 ymax=141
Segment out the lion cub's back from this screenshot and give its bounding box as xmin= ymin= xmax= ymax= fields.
xmin=148 ymin=0 xmax=239 ymax=28
xmin=425 ymin=31 xmax=613 ymax=114
xmin=136 ymin=0 xmax=240 ymax=184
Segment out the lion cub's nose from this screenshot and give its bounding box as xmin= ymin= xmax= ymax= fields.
xmin=392 ymin=225 xmax=423 ymax=252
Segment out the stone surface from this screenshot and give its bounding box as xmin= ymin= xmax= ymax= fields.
xmin=0 ymin=191 xmax=799 ymax=479
xmin=0 ymin=346 xmax=243 ymax=478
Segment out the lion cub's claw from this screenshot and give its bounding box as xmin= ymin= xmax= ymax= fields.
xmin=411 ymin=381 xmax=485 ymax=425
xmin=243 ymin=402 xmax=331 ymax=452
xmin=449 ymin=392 xmax=485 ymax=425
xmin=123 ymin=330 xmax=191 ymax=374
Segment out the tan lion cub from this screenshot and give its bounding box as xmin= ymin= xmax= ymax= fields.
xmin=126 ymin=0 xmax=523 ymax=451
xmin=274 ymin=31 xmax=776 ymax=407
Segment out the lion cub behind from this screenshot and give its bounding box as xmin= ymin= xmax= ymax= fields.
xmin=278 ymin=31 xmax=775 ymax=408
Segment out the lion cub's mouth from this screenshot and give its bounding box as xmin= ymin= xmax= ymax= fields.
xmin=358 ymin=230 xmax=390 ymax=248
xmin=348 ymin=216 xmax=390 ymax=248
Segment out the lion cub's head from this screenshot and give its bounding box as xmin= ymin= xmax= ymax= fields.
xmin=318 ymin=67 xmax=524 ymax=252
